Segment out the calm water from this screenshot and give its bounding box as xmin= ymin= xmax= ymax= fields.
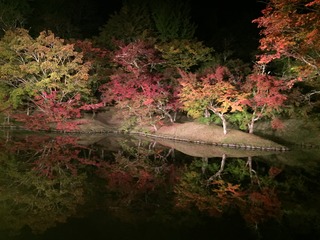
xmin=0 ymin=130 xmax=319 ymax=240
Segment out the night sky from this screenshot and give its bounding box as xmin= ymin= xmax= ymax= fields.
xmin=191 ymin=0 xmax=264 ymax=37
xmin=190 ymin=0 xmax=265 ymax=59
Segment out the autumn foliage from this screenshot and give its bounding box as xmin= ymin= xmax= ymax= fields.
xmin=178 ymin=66 xmax=247 ymax=134
xmin=253 ymin=0 xmax=320 ymax=80
xmin=241 ymin=71 xmax=289 ymax=133
xmin=1 ymin=0 xmax=318 ymax=134
xmin=99 ymin=40 xmax=180 ymax=128
xmin=0 ymin=28 xmax=102 ymax=130
xmin=174 ymin=158 xmax=283 ymax=227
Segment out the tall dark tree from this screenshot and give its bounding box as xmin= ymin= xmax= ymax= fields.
xmin=95 ymin=0 xmax=197 ymax=48
xmin=28 ymin=0 xmax=112 ymax=38
xmin=0 ymin=0 xmax=31 ymax=34
xmin=94 ymin=0 xmax=154 ymax=48
xmin=149 ymin=0 xmax=196 ymax=41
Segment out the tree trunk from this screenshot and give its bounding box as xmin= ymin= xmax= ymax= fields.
xmin=248 ymin=121 xmax=254 ymax=134
xmin=221 ymin=115 xmax=227 ymax=135
xmin=219 ymin=114 xmax=228 ymax=135
xmin=248 ymin=112 xmax=260 ymax=134
xmin=208 ymin=154 xmax=226 ymax=181
xmin=207 ymin=106 xmax=228 ymax=134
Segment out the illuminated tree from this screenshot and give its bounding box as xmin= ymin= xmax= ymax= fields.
xmin=240 ymin=70 xmax=289 ymax=134
xmin=0 ymin=0 xmax=31 ymax=32
xmin=155 ymin=39 xmax=213 ymax=71
xmin=0 ymin=28 xmax=102 ymax=130
xmin=253 ymin=0 xmax=320 ymax=82
xmin=99 ymin=40 xmax=180 ymax=130
xmin=178 ymin=66 xmax=247 ymax=134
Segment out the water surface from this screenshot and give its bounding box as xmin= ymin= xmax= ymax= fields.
xmin=0 ymin=130 xmax=319 ymax=240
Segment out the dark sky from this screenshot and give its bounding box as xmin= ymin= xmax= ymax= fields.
xmin=191 ymin=0 xmax=264 ymax=37
xmin=189 ymin=0 xmax=265 ymax=60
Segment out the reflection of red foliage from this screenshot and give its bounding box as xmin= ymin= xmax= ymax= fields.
xmin=268 ymin=166 xmax=283 ymax=178
xmin=107 ymin=171 xmax=134 ymax=192
xmin=103 ymin=168 xmax=156 ymax=193
xmin=31 ymin=136 xmax=101 ymax=178
xmin=243 ymin=187 xmax=282 ymax=225
xmin=167 ymin=165 xmax=181 ymax=185
xmin=96 ymin=153 xmax=176 ymax=203
xmin=175 ymin=178 xmax=282 ymax=226
xmin=7 ymin=135 xmax=102 ymax=179
xmin=175 ymin=190 xmax=223 ymax=218
xmin=175 ymin=179 xmax=246 ymax=218
xmin=211 ymin=180 xmax=244 ymax=203
xmin=137 ymin=170 xmax=155 ymax=191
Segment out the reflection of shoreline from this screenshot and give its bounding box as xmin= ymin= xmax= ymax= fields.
xmin=151 ymin=138 xmax=285 ymax=158
xmin=2 ymin=130 xmax=284 ymax=158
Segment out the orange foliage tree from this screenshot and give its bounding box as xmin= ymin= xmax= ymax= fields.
xmin=253 ymin=0 xmax=320 ymax=81
xmin=174 ymin=158 xmax=283 ymax=227
xmin=178 ymin=66 xmax=247 ymax=134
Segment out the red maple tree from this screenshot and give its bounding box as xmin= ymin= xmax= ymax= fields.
xmin=99 ymin=40 xmax=180 ymax=129
xmin=13 ymin=91 xmax=102 ymax=131
xmin=241 ymin=71 xmax=289 ymax=133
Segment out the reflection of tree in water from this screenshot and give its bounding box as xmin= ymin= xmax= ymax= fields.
xmin=95 ymin=139 xmax=179 ymax=211
xmin=0 ymin=134 xmax=181 ymax=234
xmin=1 ymin=133 xmax=319 ymax=238
xmin=0 ymin=134 xmax=101 ymax=235
xmin=174 ymin=155 xmax=283 ymax=229
xmin=7 ymin=135 xmax=102 ymax=178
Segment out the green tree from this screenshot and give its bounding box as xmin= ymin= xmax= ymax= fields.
xmin=149 ymin=0 xmax=196 ymax=41
xmin=94 ymin=0 xmax=154 ymax=49
xmin=0 ymin=28 xmax=101 ymax=130
xmin=95 ymin=0 xmax=197 ymax=49
xmin=155 ymin=39 xmax=214 ymax=71
xmin=0 ymin=0 xmax=31 ymax=33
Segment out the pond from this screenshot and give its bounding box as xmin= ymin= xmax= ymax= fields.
xmin=0 ymin=130 xmax=319 ymax=240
